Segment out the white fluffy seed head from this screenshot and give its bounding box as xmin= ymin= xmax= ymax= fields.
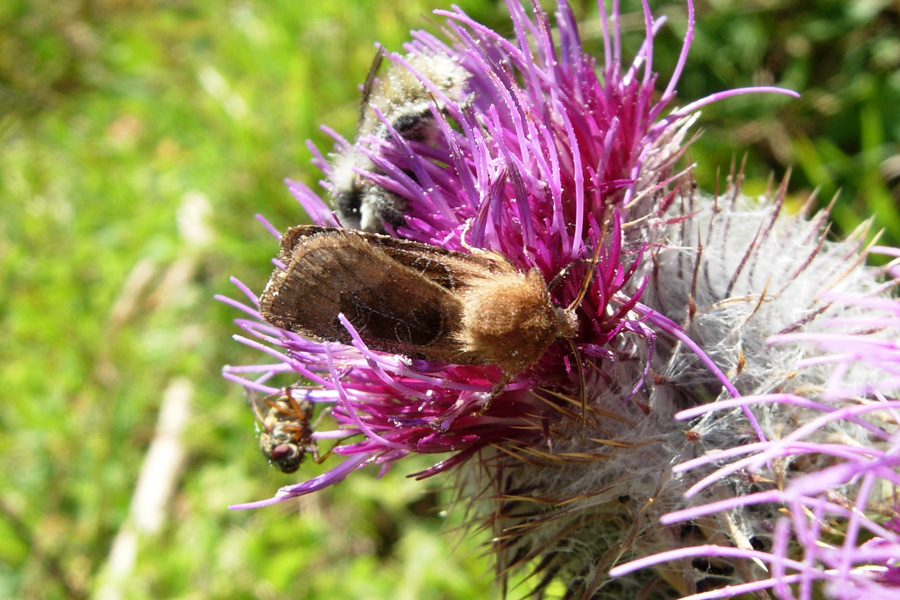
xmin=459 ymin=187 xmax=897 ymax=597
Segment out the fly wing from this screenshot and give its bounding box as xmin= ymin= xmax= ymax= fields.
xmin=260 ymin=227 xmax=467 ymax=362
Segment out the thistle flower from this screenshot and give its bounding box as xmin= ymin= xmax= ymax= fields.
xmin=220 ymin=1 xmax=899 ymax=598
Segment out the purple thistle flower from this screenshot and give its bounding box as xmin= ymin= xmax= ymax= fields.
xmin=218 ymin=0 xmax=900 ymax=597
xmin=222 ymin=0 xmax=728 ymax=508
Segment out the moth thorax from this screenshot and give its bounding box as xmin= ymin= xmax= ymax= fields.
xmin=458 ymin=268 xmax=579 ymax=374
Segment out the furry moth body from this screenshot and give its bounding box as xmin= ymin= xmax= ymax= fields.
xmin=259 ymin=226 xmax=584 ymax=392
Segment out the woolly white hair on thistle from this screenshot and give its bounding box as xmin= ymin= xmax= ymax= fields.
xmin=219 ymin=1 xmax=899 ymax=598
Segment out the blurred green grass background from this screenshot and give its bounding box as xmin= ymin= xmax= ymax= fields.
xmin=1 ymin=1 xmax=897 ymax=598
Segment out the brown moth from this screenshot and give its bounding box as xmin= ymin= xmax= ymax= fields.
xmin=250 ymin=388 xmax=318 ymax=473
xmin=259 ymin=225 xmax=597 ymax=408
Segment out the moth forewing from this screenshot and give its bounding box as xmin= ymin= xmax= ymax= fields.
xmin=274 ymin=225 xmax=513 ymax=293
xmin=260 ymin=227 xmax=468 ymax=362
xmin=260 ymin=225 xmax=596 ymax=413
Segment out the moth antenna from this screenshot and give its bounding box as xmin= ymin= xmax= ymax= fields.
xmin=566 ymin=234 xmax=604 ymax=311
xmin=547 ymin=262 xmax=574 ymax=291
xmin=548 ymin=229 xmax=606 ymax=296
xmin=565 ymin=338 xmax=587 ymax=436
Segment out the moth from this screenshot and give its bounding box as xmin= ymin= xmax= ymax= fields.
xmin=259 ymin=225 xmax=599 ymax=411
xmin=331 ymin=48 xmax=470 ymax=232
xmin=250 ymin=388 xmax=319 ymax=473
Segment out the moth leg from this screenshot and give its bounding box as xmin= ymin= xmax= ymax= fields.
xmin=474 ymin=345 xmax=586 ymax=431
xmin=472 ymin=372 xmax=513 ymax=415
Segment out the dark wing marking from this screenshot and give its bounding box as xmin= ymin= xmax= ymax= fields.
xmin=260 ymin=228 xmax=467 ymax=361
